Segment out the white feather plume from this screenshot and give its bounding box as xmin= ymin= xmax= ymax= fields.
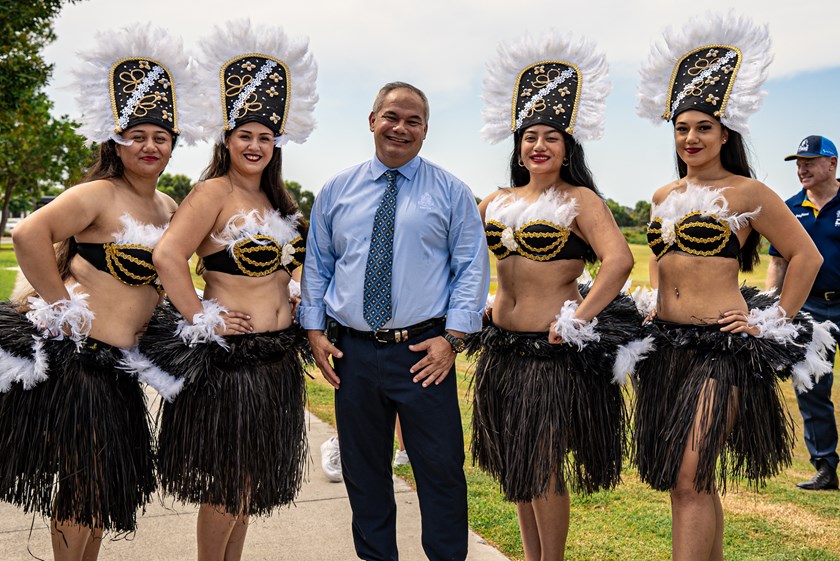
xmin=72 ymin=23 xmax=202 ymax=145
xmin=482 ymin=31 xmax=611 ymax=143
xmin=211 ymin=209 xmax=302 ymax=252
xmin=485 ymin=188 xmax=579 ymax=230
xmin=790 ymin=320 xmax=838 ymax=393
xmin=195 ymin=19 xmax=318 ymax=145
xmin=612 ymin=336 xmax=656 ymax=385
xmin=0 ymin=338 xmax=49 ymax=393
xmin=112 ymin=214 xmax=168 ymax=247
xmin=119 ymin=348 xmax=184 ymax=402
xmin=637 ymin=11 xmax=772 ymax=135
xmin=652 ymin=184 xmax=760 ymax=232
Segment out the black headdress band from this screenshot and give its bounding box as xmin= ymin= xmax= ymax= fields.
xmin=221 ymin=54 xmax=290 ymax=136
xmin=110 ymin=57 xmax=179 ymax=136
xmin=512 ymin=61 xmax=582 ymax=135
xmin=663 ymin=45 xmax=742 ymax=121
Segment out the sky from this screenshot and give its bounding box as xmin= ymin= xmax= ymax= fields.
xmin=42 ymin=0 xmax=840 ymax=207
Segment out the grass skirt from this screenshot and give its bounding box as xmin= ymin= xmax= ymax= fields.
xmin=632 ymin=287 xmax=829 ymax=493
xmin=468 ymin=293 xmax=640 ymax=501
xmin=139 ymin=304 xmax=310 ymax=516
xmin=0 ymin=304 xmax=155 ymax=533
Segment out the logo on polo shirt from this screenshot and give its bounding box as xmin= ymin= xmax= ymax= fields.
xmin=795 ymin=212 xmax=810 ymax=219
xmin=835 ymin=209 xmax=840 ymax=227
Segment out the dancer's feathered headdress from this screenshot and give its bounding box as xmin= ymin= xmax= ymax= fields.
xmin=72 ymin=23 xmax=201 ymax=146
xmin=481 ymin=31 xmax=611 ymax=144
xmin=637 ymin=11 xmax=772 ymax=135
xmin=196 ymin=19 xmax=318 ymax=147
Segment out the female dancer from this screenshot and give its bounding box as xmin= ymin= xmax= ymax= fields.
xmin=139 ymin=21 xmax=317 ymax=561
xmin=634 ymin=13 xmax=834 ymax=561
xmin=470 ymin=33 xmax=639 ymax=560
xmin=0 ymin=25 xmax=198 ymax=560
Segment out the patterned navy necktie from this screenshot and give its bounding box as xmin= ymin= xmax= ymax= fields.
xmin=363 ymin=170 xmax=399 ymax=331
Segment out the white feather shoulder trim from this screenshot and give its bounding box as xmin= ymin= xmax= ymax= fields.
xmin=211 ymin=209 xmax=302 ymax=252
xmin=652 ymin=184 xmax=759 ymax=232
xmin=112 ymin=214 xmax=168 ymax=247
xmin=486 ymin=188 xmax=579 ymax=230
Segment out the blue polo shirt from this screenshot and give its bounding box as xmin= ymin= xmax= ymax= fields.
xmin=768 ymin=187 xmax=840 ymax=297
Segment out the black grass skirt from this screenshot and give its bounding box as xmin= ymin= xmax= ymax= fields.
xmin=632 ymin=287 xmax=824 ymax=494
xmin=0 ymin=305 xmax=155 ymax=533
xmin=139 ymin=305 xmax=310 ymax=516
xmin=468 ymin=293 xmax=640 ymax=501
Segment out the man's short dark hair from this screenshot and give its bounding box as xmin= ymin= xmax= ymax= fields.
xmin=372 ymin=82 xmax=429 ymax=122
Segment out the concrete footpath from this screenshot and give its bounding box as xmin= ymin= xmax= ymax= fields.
xmin=0 ymin=400 xmax=509 ymax=561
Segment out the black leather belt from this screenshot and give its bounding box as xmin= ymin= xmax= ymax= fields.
xmin=338 ymin=317 xmax=445 ymax=344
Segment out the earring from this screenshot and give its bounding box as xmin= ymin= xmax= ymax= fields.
xmin=518 ymin=157 xmax=525 ymax=167
xmin=722 ymin=138 xmax=728 ymax=144
xmin=562 ymin=158 xmax=569 ymax=166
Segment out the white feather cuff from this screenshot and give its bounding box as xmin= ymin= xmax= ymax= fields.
xmin=553 ymin=300 xmax=600 ymax=350
xmin=746 ymin=304 xmax=799 ymax=344
xmin=612 ymin=336 xmax=656 ymax=386
xmin=175 ymin=299 xmax=230 ymax=349
xmin=119 ymin=348 xmax=184 ymax=402
xmin=25 ymin=284 xmax=94 ymax=348
xmin=288 ymin=279 xmax=301 ymax=300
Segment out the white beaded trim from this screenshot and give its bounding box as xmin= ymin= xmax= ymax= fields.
xmin=228 ymin=59 xmax=277 ymax=130
xmin=117 ymin=64 xmax=164 ymax=131
xmin=552 ymin=300 xmax=600 ymax=350
xmin=669 ymin=49 xmax=737 ymax=119
xmin=175 ymin=299 xmax=230 ymax=349
xmin=515 ymin=67 xmax=575 ymax=131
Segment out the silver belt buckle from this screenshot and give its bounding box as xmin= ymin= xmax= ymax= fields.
xmin=374 ymin=330 xmax=391 ymax=344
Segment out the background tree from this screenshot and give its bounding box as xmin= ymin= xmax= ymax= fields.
xmin=0 ymin=1 xmax=81 ymax=121
xmin=0 ymin=93 xmax=90 ymax=235
xmin=285 ymin=180 xmax=314 ymax=220
xmin=605 ymin=198 xmax=635 ymax=227
xmin=157 ymin=173 xmax=193 ymax=204
xmin=630 ymin=200 xmax=652 ymax=226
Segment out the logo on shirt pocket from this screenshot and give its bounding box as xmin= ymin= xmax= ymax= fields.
xmin=835 ymin=209 xmax=840 ymax=227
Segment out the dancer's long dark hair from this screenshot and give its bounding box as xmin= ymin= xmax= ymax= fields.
xmin=508 ymin=128 xmax=601 ymax=197
xmin=675 ymin=125 xmax=760 ymax=272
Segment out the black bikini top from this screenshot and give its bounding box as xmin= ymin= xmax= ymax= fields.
xmin=484 ymin=189 xmax=596 ymax=263
xmin=202 ymin=209 xmax=305 ymax=277
xmin=647 ymin=184 xmax=758 ymax=262
xmin=75 ymin=214 xmax=165 ymax=287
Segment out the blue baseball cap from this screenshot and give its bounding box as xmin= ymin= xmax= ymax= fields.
xmin=784 ymin=135 xmax=838 ymax=161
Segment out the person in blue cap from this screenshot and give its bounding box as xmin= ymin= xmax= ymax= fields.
xmin=766 ymin=134 xmax=840 ymax=491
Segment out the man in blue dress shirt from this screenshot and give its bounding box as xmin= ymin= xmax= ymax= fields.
xmin=766 ymin=135 xmax=839 ymax=491
xmin=299 ymin=82 xmax=490 ymax=561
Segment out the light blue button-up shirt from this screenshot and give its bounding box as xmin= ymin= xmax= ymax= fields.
xmin=299 ymin=155 xmax=489 ymax=334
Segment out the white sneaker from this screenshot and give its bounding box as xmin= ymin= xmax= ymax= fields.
xmin=320 ymin=437 xmax=343 ymax=482
xmin=393 ymin=449 xmax=410 ymax=467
